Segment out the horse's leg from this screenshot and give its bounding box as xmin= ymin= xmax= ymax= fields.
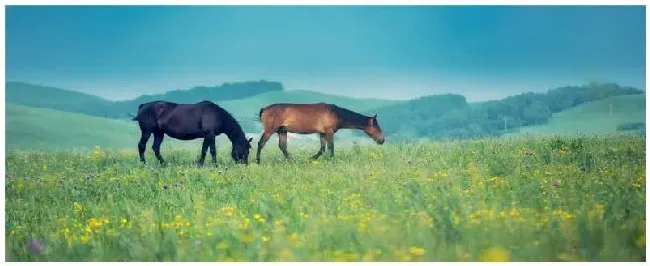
xmin=325 ymin=132 xmax=335 ymax=158
xmin=278 ymin=131 xmax=291 ymax=160
xmin=138 ymin=130 xmax=151 ymax=164
xmin=311 ymin=133 xmax=326 ymax=160
xmin=152 ymin=132 xmax=165 ymax=165
xmin=198 ymin=137 xmax=210 ymax=166
xmin=208 ymin=135 xmax=217 ymax=167
xmin=256 ymin=131 xmax=273 ymax=164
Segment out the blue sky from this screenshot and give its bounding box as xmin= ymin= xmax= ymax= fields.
xmin=5 ymin=6 xmax=646 ymax=101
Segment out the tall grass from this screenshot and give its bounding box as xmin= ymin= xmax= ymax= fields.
xmin=5 ymin=135 xmax=645 ymax=261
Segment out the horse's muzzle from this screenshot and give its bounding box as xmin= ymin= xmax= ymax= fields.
xmin=376 ymin=138 xmax=385 ymax=145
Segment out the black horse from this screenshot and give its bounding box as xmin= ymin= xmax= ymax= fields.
xmin=131 ymin=100 xmax=253 ymax=166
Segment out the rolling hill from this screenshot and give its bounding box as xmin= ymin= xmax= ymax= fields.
xmin=372 ymin=83 xmax=645 ymax=140
xmin=6 ymin=103 xmax=139 ymax=150
xmin=6 ymin=81 xmax=402 ymax=134
xmin=5 ymin=81 xmax=400 ymax=124
xmin=6 ymin=81 xmax=645 ymax=148
xmin=503 ymin=94 xmax=646 ymax=137
xmin=5 ymin=82 xmax=114 ymax=117
xmin=5 ymin=81 xmax=287 ymax=120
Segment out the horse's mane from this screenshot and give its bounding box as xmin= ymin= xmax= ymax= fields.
xmin=332 ymin=105 xmax=370 ymax=127
xmin=218 ymin=107 xmax=241 ymax=127
xmin=212 ymin=103 xmax=247 ymax=141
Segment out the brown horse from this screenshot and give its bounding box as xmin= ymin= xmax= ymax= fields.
xmin=255 ymin=102 xmax=385 ymax=163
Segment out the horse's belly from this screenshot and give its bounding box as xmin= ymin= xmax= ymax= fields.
xmin=285 ymin=128 xmax=315 ymax=134
xmin=166 ymin=132 xmax=203 ymax=140
xmin=280 ymin=116 xmax=332 ymax=134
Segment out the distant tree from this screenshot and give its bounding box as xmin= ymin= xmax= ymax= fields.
xmin=373 ymin=82 xmax=644 ymax=140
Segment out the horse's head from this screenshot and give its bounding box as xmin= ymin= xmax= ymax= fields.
xmin=231 ymin=137 xmax=253 ymax=164
xmin=363 ymin=114 xmax=385 ymax=145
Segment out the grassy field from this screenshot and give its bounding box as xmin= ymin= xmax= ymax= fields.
xmin=5 ymin=134 xmax=645 ymax=261
xmin=505 ymin=94 xmax=645 ymax=137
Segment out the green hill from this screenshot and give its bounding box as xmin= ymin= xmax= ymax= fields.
xmin=5 ymin=82 xmax=114 ymax=117
xmin=5 ymin=82 xmax=400 ymax=133
xmin=6 ymin=103 xmax=139 ymax=150
xmin=373 ymin=83 xmax=644 ymax=140
xmin=503 ymin=94 xmax=646 ymax=137
xmin=5 ymin=104 xmax=212 ymax=151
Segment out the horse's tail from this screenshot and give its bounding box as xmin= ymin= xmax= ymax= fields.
xmin=256 ymin=108 xmax=265 ymax=122
xmin=130 ymin=103 xmax=145 ymax=121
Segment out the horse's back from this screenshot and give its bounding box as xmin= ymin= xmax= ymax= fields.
xmin=260 ymin=102 xmax=337 ymax=133
xmin=262 ymin=102 xmax=332 ymax=113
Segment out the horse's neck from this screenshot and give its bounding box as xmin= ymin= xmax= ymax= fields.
xmin=338 ymin=114 xmax=367 ymax=130
xmin=217 ymin=112 xmax=245 ymax=142
xmin=223 ymin=125 xmax=245 ymax=143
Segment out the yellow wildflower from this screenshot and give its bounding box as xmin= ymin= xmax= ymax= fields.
xmin=288 ymin=232 xmax=300 ymax=245
xmin=73 ymin=202 xmax=84 ymax=213
xmin=362 ymin=249 xmax=382 ymax=261
xmin=409 ymin=246 xmax=426 ymax=256
xmin=479 ymin=247 xmax=510 ymax=262
xmin=239 ymin=218 xmax=250 ymax=229
xmin=253 ymin=214 xmax=266 ymax=223
xmin=509 ymin=209 xmax=520 ymax=217
xmin=637 ymin=234 xmax=646 ymax=247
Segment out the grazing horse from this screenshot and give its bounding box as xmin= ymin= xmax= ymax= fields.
xmin=255 ymin=102 xmax=385 ymax=163
xmin=131 ymin=100 xmax=253 ymax=166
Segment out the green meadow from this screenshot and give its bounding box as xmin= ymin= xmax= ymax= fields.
xmin=5 ymin=134 xmax=645 ymax=261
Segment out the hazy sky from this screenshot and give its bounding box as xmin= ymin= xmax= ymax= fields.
xmin=6 ymin=6 xmax=646 ymax=101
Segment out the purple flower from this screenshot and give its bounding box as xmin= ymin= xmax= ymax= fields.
xmin=26 ymin=238 xmax=44 ymax=254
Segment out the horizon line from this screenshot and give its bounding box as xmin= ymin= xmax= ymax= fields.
xmin=5 ymin=79 xmax=645 ymax=104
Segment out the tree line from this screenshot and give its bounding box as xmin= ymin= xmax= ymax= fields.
xmin=372 ymin=83 xmax=644 ymax=140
